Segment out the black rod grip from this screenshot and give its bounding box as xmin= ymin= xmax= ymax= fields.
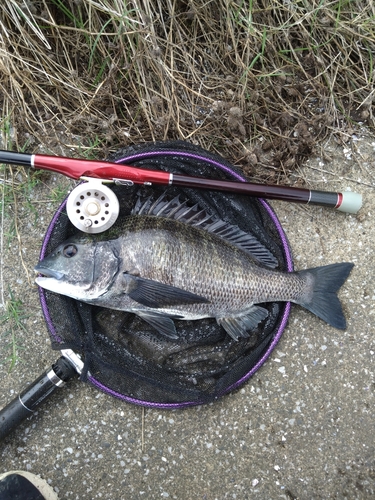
xmin=0 ymin=150 xmax=33 ymax=167
xmin=309 ymin=190 xmax=339 ymax=207
xmin=0 ymin=357 xmax=77 ymax=440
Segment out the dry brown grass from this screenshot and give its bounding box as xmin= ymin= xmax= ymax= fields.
xmin=0 ymin=0 xmax=374 ymax=182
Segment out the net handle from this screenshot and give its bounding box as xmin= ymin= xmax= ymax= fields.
xmin=0 ymin=356 xmax=77 ymax=440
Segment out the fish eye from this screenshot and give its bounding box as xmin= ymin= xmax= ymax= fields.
xmin=63 ymin=244 xmax=78 ymax=258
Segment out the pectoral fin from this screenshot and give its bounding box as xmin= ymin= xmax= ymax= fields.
xmin=122 ymin=273 xmax=209 ymax=309
xmin=217 ymin=305 xmax=269 ymax=341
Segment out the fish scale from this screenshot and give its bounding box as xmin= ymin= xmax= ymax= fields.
xmin=115 ymin=217 xmax=261 ymax=308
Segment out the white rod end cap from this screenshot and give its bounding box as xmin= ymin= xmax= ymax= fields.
xmin=337 ymin=192 xmax=362 ymax=214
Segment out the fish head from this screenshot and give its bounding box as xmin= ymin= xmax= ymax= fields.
xmin=35 ymin=235 xmax=120 ymax=301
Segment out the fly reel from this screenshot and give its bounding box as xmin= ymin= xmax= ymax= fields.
xmin=66 ymin=178 xmax=119 ymax=233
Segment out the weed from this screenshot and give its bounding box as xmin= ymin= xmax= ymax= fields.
xmin=0 ymin=0 xmax=374 ymax=180
xmin=77 ymin=136 xmax=105 ymax=160
xmin=49 ymin=184 xmax=68 ymax=205
xmin=0 ymin=288 xmax=26 ymax=372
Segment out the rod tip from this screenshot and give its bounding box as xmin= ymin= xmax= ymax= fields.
xmin=337 ymin=191 xmax=362 ymax=214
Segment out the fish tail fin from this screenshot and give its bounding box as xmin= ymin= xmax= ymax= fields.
xmin=297 ymin=263 xmax=354 ymax=329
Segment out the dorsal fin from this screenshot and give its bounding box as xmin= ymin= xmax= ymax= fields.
xmin=132 ymin=192 xmax=278 ymax=268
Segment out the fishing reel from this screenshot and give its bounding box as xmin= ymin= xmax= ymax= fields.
xmin=66 ymin=178 xmax=119 ymax=234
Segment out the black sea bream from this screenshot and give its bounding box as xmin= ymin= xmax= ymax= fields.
xmin=35 ymin=197 xmax=353 ymax=340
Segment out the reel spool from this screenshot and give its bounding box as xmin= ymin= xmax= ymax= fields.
xmin=66 ymin=178 xmax=119 ymax=233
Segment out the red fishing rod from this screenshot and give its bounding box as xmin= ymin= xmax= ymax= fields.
xmin=0 ymin=149 xmax=362 ymax=233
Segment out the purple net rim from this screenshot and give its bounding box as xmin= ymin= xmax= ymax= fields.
xmin=38 ymin=148 xmax=293 ymax=409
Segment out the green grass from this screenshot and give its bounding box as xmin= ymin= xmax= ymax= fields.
xmin=0 ymin=167 xmax=15 ymax=215
xmin=0 ymin=288 xmax=26 ymax=372
xmin=77 ymin=135 xmax=106 ymax=160
xmin=0 ymin=138 xmax=67 ymax=375
xmin=0 ymin=155 xmax=43 ymax=230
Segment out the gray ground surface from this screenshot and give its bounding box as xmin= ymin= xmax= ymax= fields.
xmin=1 ymin=131 xmax=374 ymax=499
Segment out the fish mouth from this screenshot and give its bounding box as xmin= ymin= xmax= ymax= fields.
xmin=34 ymin=265 xmax=64 ymax=280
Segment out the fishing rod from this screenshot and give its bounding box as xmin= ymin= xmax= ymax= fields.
xmin=0 ymin=149 xmax=362 ymax=233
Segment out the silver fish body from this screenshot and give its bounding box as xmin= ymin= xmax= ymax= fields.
xmin=35 ymin=215 xmax=353 ymax=340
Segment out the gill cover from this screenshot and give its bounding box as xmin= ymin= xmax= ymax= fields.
xmin=35 ymin=239 xmax=120 ymax=299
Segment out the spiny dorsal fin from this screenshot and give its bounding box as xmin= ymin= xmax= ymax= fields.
xmin=132 ymin=192 xmax=278 ymax=268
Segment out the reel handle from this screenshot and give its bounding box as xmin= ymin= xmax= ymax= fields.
xmin=0 ymin=357 xmax=77 ymax=440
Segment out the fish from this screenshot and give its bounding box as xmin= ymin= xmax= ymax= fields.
xmin=35 ymin=194 xmax=354 ymax=341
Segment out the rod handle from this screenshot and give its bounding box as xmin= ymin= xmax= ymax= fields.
xmin=0 ymin=357 xmax=77 ymax=440
xmin=0 ymin=150 xmax=32 ymax=167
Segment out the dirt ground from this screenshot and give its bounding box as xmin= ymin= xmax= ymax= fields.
xmin=0 ymin=130 xmax=374 ymax=499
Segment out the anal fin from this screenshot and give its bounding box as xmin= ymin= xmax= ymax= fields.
xmin=217 ymin=305 xmax=269 ymax=341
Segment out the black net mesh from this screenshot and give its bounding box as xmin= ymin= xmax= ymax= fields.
xmin=40 ymin=141 xmax=290 ymax=407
